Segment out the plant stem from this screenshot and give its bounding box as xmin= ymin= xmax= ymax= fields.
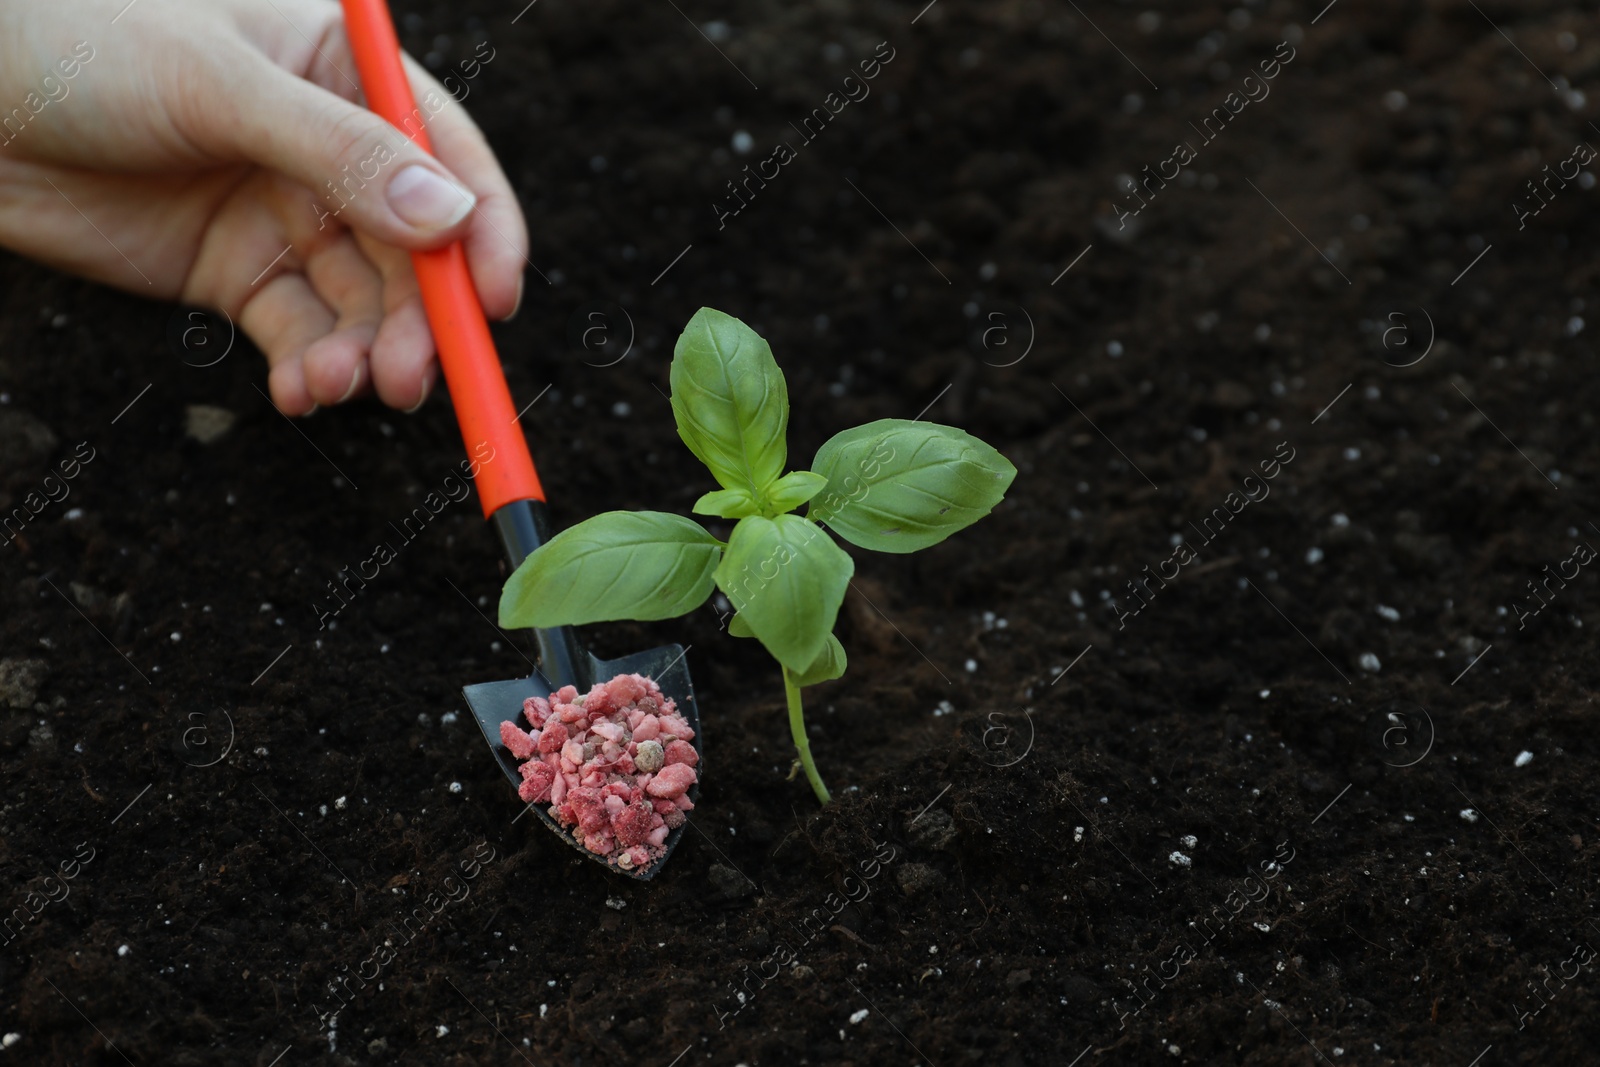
xmin=783 ymin=666 xmax=831 ymax=805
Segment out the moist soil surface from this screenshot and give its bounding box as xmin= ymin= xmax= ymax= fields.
xmin=4 ymin=1 xmax=1600 ymax=1064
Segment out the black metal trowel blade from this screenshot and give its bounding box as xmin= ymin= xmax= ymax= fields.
xmin=464 ymin=641 xmax=700 ymax=881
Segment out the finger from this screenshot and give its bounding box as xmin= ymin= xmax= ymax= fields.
xmin=240 ymin=272 xmax=337 ymax=416
xmin=296 ymin=10 xmax=363 ymax=105
xmin=196 ymin=54 xmax=479 ymax=249
xmin=355 ymin=232 xmax=437 ymax=412
xmin=372 ymin=294 xmax=436 ymax=412
xmin=399 ymin=53 xmax=531 ymax=320
xmin=300 ymin=234 xmax=386 ymax=406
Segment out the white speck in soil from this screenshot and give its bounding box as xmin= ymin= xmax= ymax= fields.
xmin=1073 ymin=826 xmax=1084 ymax=842
xmin=1358 ymin=652 xmax=1382 ymax=672
xmin=435 ymin=1025 xmax=449 ymax=1038
xmin=1181 ymin=834 xmax=1198 ymax=848
xmin=335 ymin=796 xmax=347 ymax=810
xmin=1255 ymin=922 xmax=1271 ymax=932
xmin=1459 ymin=808 xmax=1479 ymax=823
xmin=964 ymin=659 xmax=977 ymax=672
xmin=117 ymin=945 xmax=130 ymax=957
xmin=1376 ymin=604 xmax=1400 ymax=621
xmin=440 ymin=712 xmax=458 ymax=725
xmin=731 ymin=130 xmax=753 ymax=154
xmin=849 ymin=1009 xmax=869 ymax=1024
xmin=1515 ymin=751 xmax=1533 ymax=767
xmin=1107 ymin=340 xmax=1123 ymax=357
xmin=448 ymin=782 xmax=462 ymax=794
xmin=605 ymin=897 xmax=626 ymax=910
xmin=1169 ymin=851 xmax=1192 ymax=867
xmin=1 ymin=1033 xmax=19 ymax=1048
xmin=612 ymin=401 xmax=632 ymax=418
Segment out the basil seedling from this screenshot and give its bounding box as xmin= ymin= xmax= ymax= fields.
xmin=500 ymin=307 xmax=1016 ymax=803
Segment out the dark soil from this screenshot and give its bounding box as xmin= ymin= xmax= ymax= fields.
xmin=5 ymin=0 xmax=1600 ymax=1063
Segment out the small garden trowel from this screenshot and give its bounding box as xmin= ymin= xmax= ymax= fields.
xmin=341 ymin=0 xmax=700 ymax=880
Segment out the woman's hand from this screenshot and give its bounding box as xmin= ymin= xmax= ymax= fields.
xmin=0 ymin=0 xmax=528 ymax=415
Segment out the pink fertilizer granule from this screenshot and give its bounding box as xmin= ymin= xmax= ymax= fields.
xmin=499 ymin=673 xmax=698 ymax=871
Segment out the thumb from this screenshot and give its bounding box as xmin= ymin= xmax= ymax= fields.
xmin=212 ymin=58 xmax=476 ymax=245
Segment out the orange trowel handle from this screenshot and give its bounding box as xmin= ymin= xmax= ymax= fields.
xmin=340 ymin=0 xmax=545 ymax=517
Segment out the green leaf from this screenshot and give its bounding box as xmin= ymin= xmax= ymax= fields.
xmin=762 ymin=470 xmax=828 ymax=515
xmin=791 ymin=632 xmax=847 ymax=686
xmin=728 ymin=613 xmax=754 ymax=638
xmin=499 ymin=511 xmax=722 ymax=628
xmin=693 ymin=487 xmax=761 ymax=519
xmin=809 ymin=419 xmax=1017 ymax=553
xmin=669 ymin=308 xmax=789 ymax=496
xmin=713 ymin=514 xmax=854 ymax=672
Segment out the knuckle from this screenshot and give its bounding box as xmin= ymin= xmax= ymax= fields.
xmin=322 ymin=106 xmax=388 ymax=175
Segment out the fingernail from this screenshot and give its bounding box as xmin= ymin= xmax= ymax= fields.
xmin=386 ymin=165 xmax=475 ymax=231
xmin=404 ymin=368 xmax=437 ymax=415
xmin=502 ymin=274 xmax=525 ymax=322
xmin=338 ymin=364 xmax=364 ymax=404
xmin=304 ymin=403 xmax=319 ymax=417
